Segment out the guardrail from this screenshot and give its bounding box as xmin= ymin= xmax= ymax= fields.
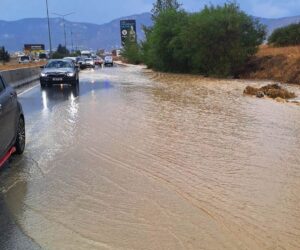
xmin=0 ymin=66 xmax=41 ymax=88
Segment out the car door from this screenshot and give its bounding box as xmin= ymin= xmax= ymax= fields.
xmin=0 ymin=76 xmax=18 ymax=156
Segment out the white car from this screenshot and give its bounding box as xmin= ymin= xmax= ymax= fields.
xmin=18 ymin=56 xmax=31 ymax=64
xmin=85 ymin=58 xmax=95 ymax=68
xmin=104 ymin=56 xmax=113 ymax=67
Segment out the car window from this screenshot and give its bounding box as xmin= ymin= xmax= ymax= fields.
xmin=0 ymin=77 xmax=5 ymax=93
xmin=46 ymin=61 xmax=73 ymax=68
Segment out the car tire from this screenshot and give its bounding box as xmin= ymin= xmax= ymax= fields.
xmin=40 ymin=81 xmax=46 ymax=88
xmin=15 ymin=117 xmax=25 ymax=155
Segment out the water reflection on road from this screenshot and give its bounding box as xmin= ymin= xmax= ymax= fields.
xmin=1 ymin=65 xmax=300 ymax=249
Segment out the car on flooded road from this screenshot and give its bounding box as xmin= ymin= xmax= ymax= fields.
xmin=94 ymin=56 xmax=103 ymax=66
xmin=104 ymin=56 xmax=114 ymax=67
xmin=40 ymin=59 xmax=79 ymax=87
xmin=84 ymin=58 xmax=95 ymax=68
xmin=0 ymin=75 xmax=25 ymax=168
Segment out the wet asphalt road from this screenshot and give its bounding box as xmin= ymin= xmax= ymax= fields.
xmin=1 ymin=65 xmax=300 ymax=249
xmin=0 ymin=66 xmax=111 ymax=249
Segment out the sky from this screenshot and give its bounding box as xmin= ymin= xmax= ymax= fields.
xmin=0 ymin=0 xmax=299 ymax=24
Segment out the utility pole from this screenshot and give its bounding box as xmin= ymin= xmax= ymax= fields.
xmin=52 ymin=12 xmax=74 ymax=49
xmin=45 ymin=0 xmax=52 ymax=57
xmin=70 ymin=29 xmax=74 ymax=53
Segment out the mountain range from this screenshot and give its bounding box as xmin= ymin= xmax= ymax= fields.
xmin=0 ymin=12 xmax=300 ymax=52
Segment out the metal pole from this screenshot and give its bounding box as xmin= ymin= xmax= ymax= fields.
xmin=45 ymin=0 xmax=52 ymax=57
xmin=52 ymin=12 xmax=74 ymax=50
xmin=71 ymin=29 xmax=74 ymax=52
xmin=63 ymin=17 xmax=67 ymax=48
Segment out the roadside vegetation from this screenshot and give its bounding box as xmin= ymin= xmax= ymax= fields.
xmin=268 ymin=23 xmax=300 ymax=47
xmin=0 ymin=46 xmax=10 ymax=64
xmin=122 ymin=0 xmax=266 ymax=77
xmin=52 ymin=44 xmax=81 ymax=59
xmin=121 ymin=39 xmax=143 ymax=64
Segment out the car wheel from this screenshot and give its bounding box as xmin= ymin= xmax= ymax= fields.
xmin=40 ymin=81 xmax=46 ymax=88
xmin=15 ymin=117 xmax=25 ymax=155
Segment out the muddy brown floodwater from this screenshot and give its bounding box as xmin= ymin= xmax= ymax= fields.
xmin=1 ymin=65 xmax=300 ymax=249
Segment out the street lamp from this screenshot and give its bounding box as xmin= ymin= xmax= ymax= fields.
xmin=52 ymin=12 xmax=74 ymax=49
xmin=45 ymin=0 xmax=52 ymax=57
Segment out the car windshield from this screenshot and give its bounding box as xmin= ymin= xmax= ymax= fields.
xmin=46 ymin=61 xmax=73 ymax=68
xmin=85 ymin=59 xmax=92 ymax=62
xmin=21 ymin=56 xmax=29 ymax=60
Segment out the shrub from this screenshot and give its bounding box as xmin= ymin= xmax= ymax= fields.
xmin=52 ymin=44 xmax=70 ymax=59
xmin=268 ymin=23 xmax=300 ymax=47
xmin=142 ymin=2 xmax=266 ymax=77
xmin=182 ymin=3 xmax=266 ymax=77
xmin=142 ymin=9 xmax=190 ymax=72
xmin=0 ymin=46 xmax=10 ymax=64
xmin=121 ymin=39 xmax=142 ymax=65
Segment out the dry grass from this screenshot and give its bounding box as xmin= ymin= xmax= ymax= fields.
xmin=0 ymin=58 xmax=45 ymax=71
xmin=240 ymin=45 xmax=300 ymax=84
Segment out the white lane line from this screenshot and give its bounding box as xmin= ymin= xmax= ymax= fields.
xmin=18 ymin=84 xmax=39 ymax=96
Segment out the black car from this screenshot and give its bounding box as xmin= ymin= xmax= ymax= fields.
xmin=40 ymin=59 xmax=79 ymax=87
xmin=0 ymin=75 xmax=25 ymax=168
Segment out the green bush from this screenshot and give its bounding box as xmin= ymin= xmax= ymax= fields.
xmin=142 ymin=2 xmax=266 ymax=77
xmin=52 ymin=44 xmax=70 ymax=59
xmin=268 ymin=23 xmax=300 ymax=47
xmin=0 ymin=46 xmax=10 ymax=64
xmin=142 ymin=9 xmax=190 ymax=72
xmin=121 ymin=39 xmax=142 ymax=65
xmin=182 ymin=3 xmax=266 ymax=76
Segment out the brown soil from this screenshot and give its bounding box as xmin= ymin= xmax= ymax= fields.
xmin=240 ymin=45 xmax=300 ymax=84
xmin=0 ymin=58 xmax=45 ymax=71
xmin=244 ymin=83 xmax=296 ymax=99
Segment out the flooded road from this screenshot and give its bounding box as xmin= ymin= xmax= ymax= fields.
xmin=1 ymin=65 xmax=300 ymax=249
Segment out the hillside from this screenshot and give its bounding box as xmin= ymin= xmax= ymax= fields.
xmin=0 ymin=13 xmax=152 ymax=51
xmin=0 ymin=13 xmax=300 ymax=51
xmin=240 ymin=45 xmax=300 ymax=84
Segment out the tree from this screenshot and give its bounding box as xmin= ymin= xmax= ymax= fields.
xmin=151 ymin=0 xmax=181 ymax=19
xmin=181 ymin=3 xmax=266 ymax=76
xmin=142 ymin=9 xmax=189 ymax=72
xmin=52 ymin=44 xmax=70 ymax=59
xmin=121 ymin=38 xmax=142 ymax=65
xmin=268 ymin=23 xmax=300 ymax=47
xmin=0 ymin=46 xmax=10 ymax=64
xmin=143 ymin=2 xmax=266 ymax=77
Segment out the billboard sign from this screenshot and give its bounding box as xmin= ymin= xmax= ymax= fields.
xmin=24 ymin=44 xmax=45 ymax=52
xmin=120 ymin=20 xmax=137 ymax=46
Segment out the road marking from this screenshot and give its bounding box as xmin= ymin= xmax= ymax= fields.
xmin=18 ymin=84 xmax=39 ymax=96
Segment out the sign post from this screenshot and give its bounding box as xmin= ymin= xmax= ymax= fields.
xmin=120 ymin=20 xmax=137 ymax=46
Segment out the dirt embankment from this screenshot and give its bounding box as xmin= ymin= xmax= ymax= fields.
xmin=0 ymin=58 xmax=45 ymax=71
xmin=240 ymin=45 xmax=300 ymax=84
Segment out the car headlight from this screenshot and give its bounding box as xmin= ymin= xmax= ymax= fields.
xmin=67 ymin=72 xmax=75 ymax=77
xmin=40 ymin=72 xmax=47 ymax=77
